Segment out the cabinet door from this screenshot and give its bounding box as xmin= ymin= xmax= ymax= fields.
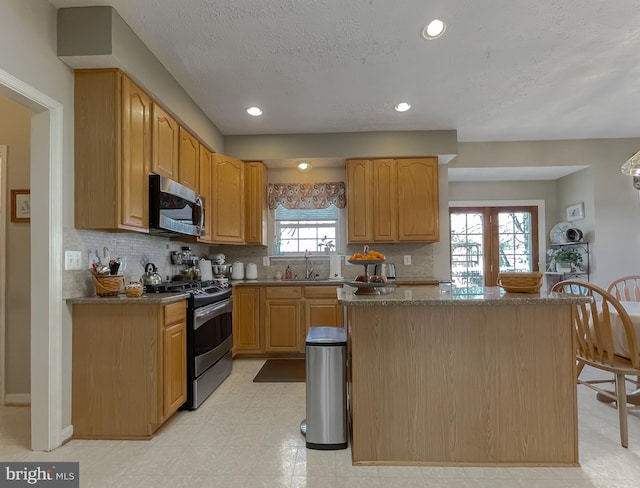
xmin=373 ymin=159 xmax=398 ymax=242
xmin=212 ymin=154 xmax=245 ymax=243
xmin=163 ymin=301 xmax=186 ymax=420
xmin=397 ymin=157 xmax=439 ymax=241
xmin=232 ymin=287 xmax=262 ymax=354
xmin=179 ymin=127 xmax=199 ymax=191
xmin=265 ymin=300 xmax=301 ymax=352
xmin=163 ymin=319 xmax=186 ymax=419
xmin=305 ymin=300 xmax=343 ymax=336
xmin=151 ymin=103 xmax=179 ymax=179
xmin=347 ymin=159 xmax=373 ymax=243
xmin=120 ymin=76 xmax=151 ymax=231
xmin=198 ymin=144 xmax=213 ymax=242
xmin=244 ymin=161 xmax=267 ymax=245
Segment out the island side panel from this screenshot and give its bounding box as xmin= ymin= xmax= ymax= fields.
xmin=349 ymin=303 xmax=577 ymax=466
xmin=72 ymin=303 xmax=162 ymax=438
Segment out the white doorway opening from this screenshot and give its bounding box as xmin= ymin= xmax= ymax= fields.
xmin=0 ymin=67 xmax=65 ymax=451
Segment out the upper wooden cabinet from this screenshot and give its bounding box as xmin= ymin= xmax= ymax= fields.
xmin=397 ymin=158 xmax=439 ymax=241
xmin=244 ymin=161 xmax=267 ymax=245
xmin=179 ymin=127 xmax=199 ymax=191
xmin=347 ymin=157 xmax=439 ymax=243
xmin=151 ymin=103 xmax=179 ymax=180
xmin=373 ymin=159 xmax=398 ymax=242
xmin=75 ymin=69 xmax=151 ymax=232
xmin=211 ymin=154 xmax=245 ymax=243
xmin=198 ymin=144 xmax=213 ymax=243
xmin=346 ymin=159 xmax=372 ymax=242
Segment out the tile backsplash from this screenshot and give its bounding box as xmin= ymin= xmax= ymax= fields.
xmin=64 ymin=228 xmax=441 ymax=298
xmin=214 ymin=242 xmax=438 ymax=281
xmin=63 ymin=228 xmax=210 ymax=298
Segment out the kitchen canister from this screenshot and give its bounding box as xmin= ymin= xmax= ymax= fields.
xmin=246 ymin=262 xmax=258 ymax=280
xmin=231 ymin=261 xmax=245 ymax=280
xmin=198 ymin=258 xmax=213 ymax=281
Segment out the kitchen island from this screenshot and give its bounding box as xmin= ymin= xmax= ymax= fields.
xmin=338 ymin=286 xmax=589 ymax=467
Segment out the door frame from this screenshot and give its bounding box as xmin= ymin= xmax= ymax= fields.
xmin=0 ymin=67 xmax=65 ymax=451
xmin=0 ymin=145 xmax=6 ymax=405
xmin=449 ymin=199 xmax=547 ymax=275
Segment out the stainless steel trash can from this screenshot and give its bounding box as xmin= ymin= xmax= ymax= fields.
xmin=301 ymin=326 xmax=348 ymax=450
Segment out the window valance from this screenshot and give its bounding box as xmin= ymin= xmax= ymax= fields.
xmin=267 ymin=182 xmax=346 ymax=210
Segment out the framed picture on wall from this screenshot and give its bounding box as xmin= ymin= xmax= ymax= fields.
xmin=11 ymin=189 xmax=30 ymax=223
xmin=565 ymin=202 xmax=584 ymax=222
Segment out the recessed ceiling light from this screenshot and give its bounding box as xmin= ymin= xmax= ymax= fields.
xmin=297 ymin=161 xmax=312 ymax=172
xmin=422 ymin=19 xmax=446 ymax=40
xmin=394 ymin=102 xmax=411 ymax=112
xmin=246 ymin=106 xmax=263 ymax=116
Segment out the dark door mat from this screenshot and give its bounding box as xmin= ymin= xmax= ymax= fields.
xmin=253 ymin=359 xmax=306 ymax=383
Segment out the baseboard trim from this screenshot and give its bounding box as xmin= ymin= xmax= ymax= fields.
xmin=5 ymin=393 xmax=30 ymax=405
xmin=61 ymin=425 xmax=74 ymax=444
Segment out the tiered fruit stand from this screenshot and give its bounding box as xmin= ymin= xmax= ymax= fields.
xmin=345 ymin=259 xmax=392 ymax=295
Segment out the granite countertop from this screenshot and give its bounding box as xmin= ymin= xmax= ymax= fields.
xmin=66 ymin=292 xmax=190 ymax=305
xmin=337 ymin=286 xmax=593 ymax=306
xmin=231 ymin=277 xmax=442 ymax=286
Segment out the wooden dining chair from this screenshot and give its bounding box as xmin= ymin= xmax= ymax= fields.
xmin=552 ymin=279 xmax=640 ymax=448
xmin=607 ymin=275 xmax=640 ymax=302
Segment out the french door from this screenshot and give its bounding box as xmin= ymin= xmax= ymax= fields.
xmin=449 ymin=206 xmax=539 ymax=294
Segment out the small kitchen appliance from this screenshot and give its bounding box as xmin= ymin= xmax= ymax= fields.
xmin=374 ymin=263 xmax=396 ymax=280
xmin=149 ymin=174 xmax=204 ymax=237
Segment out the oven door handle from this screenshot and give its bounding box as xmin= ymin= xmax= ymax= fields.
xmin=194 ymin=298 xmax=232 ymax=330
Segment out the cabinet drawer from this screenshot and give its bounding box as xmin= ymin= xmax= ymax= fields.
xmin=266 ymin=286 xmax=302 ymax=299
xmin=304 ymin=286 xmax=340 ymax=299
xmin=164 ymin=300 xmax=186 ymax=326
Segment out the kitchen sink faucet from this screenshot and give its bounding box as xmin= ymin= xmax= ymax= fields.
xmin=305 ymin=250 xmax=314 ymax=279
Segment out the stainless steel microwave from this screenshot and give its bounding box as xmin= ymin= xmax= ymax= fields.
xmin=149 ymin=174 xmax=204 ymax=237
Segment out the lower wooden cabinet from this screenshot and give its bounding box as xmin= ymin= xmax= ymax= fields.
xmin=264 ymin=286 xmax=303 ymax=352
xmin=304 ymin=286 xmax=343 ymax=340
xmin=232 ymin=285 xmax=342 ymax=356
xmin=232 ymin=286 xmax=262 ymax=353
xmin=71 ymin=300 xmax=187 ymax=439
xmin=162 ymin=309 xmax=187 ymax=419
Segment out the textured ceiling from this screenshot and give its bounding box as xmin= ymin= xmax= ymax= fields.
xmin=48 ymin=0 xmax=640 ymax=143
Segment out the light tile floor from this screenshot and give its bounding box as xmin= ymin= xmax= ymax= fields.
xmin=1 ymin=361 xmax=640 ymax=487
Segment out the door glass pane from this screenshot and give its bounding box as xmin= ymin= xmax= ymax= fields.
xmin=450 ymin=212 xmax=485 ymax=295
xmin=498 ymin=211 xmax=533 ymax=272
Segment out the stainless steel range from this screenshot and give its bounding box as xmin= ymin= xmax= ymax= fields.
xmin=145 ymin=279 xmax=232 ymax=409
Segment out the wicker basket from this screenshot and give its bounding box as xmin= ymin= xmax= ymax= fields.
xmin=124 ymin=283 xmax=144 ymax=298
xmin=92 ymin=275 xmax=124 ymax=297
xmin=497 ymin=272 xmax=543 ymax=294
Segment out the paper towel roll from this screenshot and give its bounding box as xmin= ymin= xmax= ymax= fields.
xmin=329 ymin=255 xmax=342 ymax=280
xmin=198 ymin=259 xmax=213 ymax=281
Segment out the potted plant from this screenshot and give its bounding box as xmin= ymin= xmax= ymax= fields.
xmin=547 ymin=247 xmax=583 ymax=273
xmin=319 ymin=236 xmax=335 ymax=253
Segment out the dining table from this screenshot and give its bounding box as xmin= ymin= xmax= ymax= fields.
xmin=609 ymin=301 xmax=640 ymax=359
xmin=597 ymin=300 xmax=640 ymax=403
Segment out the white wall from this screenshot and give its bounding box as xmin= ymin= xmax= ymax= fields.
xmin=0 ymin=96 xmax=31 ymax=398
xmin=453 ymin=139 xmax=640 ymax=288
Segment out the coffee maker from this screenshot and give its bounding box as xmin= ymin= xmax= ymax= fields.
xmin=170 ymin=246 xmax=199 ymax=280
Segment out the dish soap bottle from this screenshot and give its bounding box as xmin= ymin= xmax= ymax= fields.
xmin=285 ymin=265 xmax=293 ymax=280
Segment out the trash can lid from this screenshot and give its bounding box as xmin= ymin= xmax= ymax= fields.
xmin=306 ymin=326 xmax=347 ymax=345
